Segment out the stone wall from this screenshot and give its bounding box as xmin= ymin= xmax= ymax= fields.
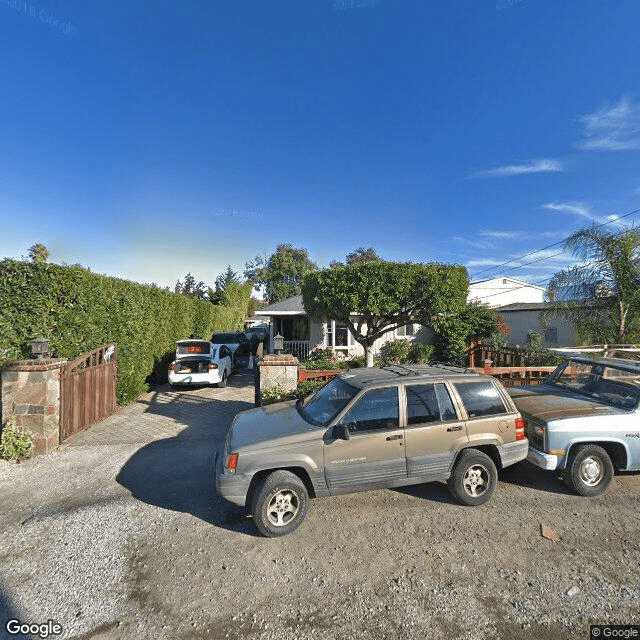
xmin=255 ymin=354 xmax=299 ymax=406
xmin=1 ymin=359 xmax=67 ymax=456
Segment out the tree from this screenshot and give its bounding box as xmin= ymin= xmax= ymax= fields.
xmin=174 ymin=272 xmax=208 ymax=299
xmin=346 ymin=247 xmax=382 ymax=265
xmin=303 ymin=261 xmax=469 ymax=367
xmin=432 ymin=302 xmax=501 ymax=364
xmin=209 ymin=265 xmax=241 ymax=304
xmin=28 ymin=243 xmax=49 ymax=264
xmin=330 ymin=247 xmax=382 ymax=268
xmin=545 ymin=225 xmax=640 ymax=346
xmin=244 ymin=244 xmax=317 ymax=303
xmin=215 ymin=265 xmax=241 ymax=292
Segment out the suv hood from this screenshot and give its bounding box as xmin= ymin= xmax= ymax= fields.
xmin=228 ymin=400 xmax=321 ymax=450
xmin=508 ymin=385 xmax=622 ymax=422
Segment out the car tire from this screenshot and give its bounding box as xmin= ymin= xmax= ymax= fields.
xmin=251 ymin=470 xmax=309 ymax=537
xmin=447 ymin=449 xmax=498 ymax=506
xmin=217 ymin=370 xmax=227 ymax=388
xmin=563 ymin=444 xmax=614 ymax=496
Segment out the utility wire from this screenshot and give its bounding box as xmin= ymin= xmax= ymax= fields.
xmin=468 ymin=206 xmax=640 ymax=282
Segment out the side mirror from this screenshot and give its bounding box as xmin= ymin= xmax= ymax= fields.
xmin=333 ymin=424 xmax=352 ymax=440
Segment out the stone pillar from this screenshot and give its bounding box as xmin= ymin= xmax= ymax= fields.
xmin=1 ymin=358 xmax=67 ymax=456
xmin=255 ymin=354 xmax=299 ymax=406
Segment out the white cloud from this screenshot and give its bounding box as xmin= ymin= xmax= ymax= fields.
xmin=541 ymin=202 xmax=629 ymax=228
xmin=542 ymin=202 xmax=593 ymax=220
xmin=579 ymin=98 xmax=640 ymax=150
xmin=473 ymin=158 xmax=565 ymax=177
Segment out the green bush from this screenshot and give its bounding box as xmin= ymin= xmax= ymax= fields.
xmin=379 ymin=340 xmax=411 ymax=366
xmin=408 ymin=343 xmax=434 ymax=363
xmin=303 ymin=348 xmax=345 ymax=370
xmin=378 ymin=340 xmax=434 ymax=366
xmin=0 ymin=259 xmax=252 ymax=403
xmin=0 ymin=419 xmax=33 ymax=462
xmin=261 ymin=379 xmax=327 ymax=406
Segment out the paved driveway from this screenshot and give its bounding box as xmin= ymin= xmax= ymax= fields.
xmin=0 ymin=363 xmax=257 ymax=640
xmin=65 ymin=360 xmax=256 ymax=447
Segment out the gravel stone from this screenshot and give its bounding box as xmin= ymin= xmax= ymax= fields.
xmin=1 ymin=378 xmax=639 ymax=639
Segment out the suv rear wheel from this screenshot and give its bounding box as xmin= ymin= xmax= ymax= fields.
xmin=447 ymin=449 xmax=498 ymax=506
xmin=563 ymin=444 xmax=614 ymax=496
xmin=251 ymin=471 xmax=309 ymax=537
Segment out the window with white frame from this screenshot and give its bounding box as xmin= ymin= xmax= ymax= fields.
xmin=325 ymin=321 xmax=350 ymax=350
xmin=397 ymin=323 xmax=416 ymax=338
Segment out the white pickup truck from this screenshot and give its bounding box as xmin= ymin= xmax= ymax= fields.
xmin=509 ymin=356 xmax=640 ymax=496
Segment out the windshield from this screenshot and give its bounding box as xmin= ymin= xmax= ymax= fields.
xmin=547 ymin=360 xmax=640 ymax=410
xmin=299 ymin=377 xmax=359 ymax=426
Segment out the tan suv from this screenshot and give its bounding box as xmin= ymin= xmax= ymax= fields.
xmin=214 ymin=364 xmax=527 ymax=537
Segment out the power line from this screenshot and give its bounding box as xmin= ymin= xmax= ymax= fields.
xmin=468 ymin=206 xmax=640 ymax=282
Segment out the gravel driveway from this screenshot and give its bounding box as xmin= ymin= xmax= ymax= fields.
xmin=1 ymin=370 xmax=639 ymax=640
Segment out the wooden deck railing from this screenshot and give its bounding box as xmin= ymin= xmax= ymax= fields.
xmin=471 ymin=363 xmax=556 ymax=387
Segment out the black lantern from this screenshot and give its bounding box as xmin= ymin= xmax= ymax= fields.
xmin=273 ymin=334 xmax=284 ymax=354
xmin=31 ymin=337 xmax=50 ymax=360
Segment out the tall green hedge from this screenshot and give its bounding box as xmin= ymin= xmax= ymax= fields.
xmin=0 ymin=259 xmax=252 ymax=403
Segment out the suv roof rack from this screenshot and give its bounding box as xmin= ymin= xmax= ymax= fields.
xmin=382 ymin=363 xmax=478 ymax=377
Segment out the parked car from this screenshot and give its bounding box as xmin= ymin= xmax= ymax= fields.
xmin=245 ymin=325 xmax=269 ymax=353
xmin=509 ymin=356 xmax=640 ymax=496
xmin=168 ymin=339 xmax=233 ymax=388
xmin=210 ymin=332 xmax=251 ymax=359
xmin=215 ymin=364 xmax=527 ymax=537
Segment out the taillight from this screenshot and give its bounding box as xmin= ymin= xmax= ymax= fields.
xmin=168 ymin=362 xmax=174 ymax=371
xmin=209 ymin=363 xmax=219 ymax=370
xmin=225 ymin=453 xmax=238 ymax=471
xmin=515 ymin=418 xmax=525 ymax=441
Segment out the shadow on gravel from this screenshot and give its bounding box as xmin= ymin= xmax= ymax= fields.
xmin=497 ymin=460 xmax=574 ymax=495
xmin=393 ymin=480 xmax=453 ymax=503
xmin=115 ymin=367 xmax=261 ymax=537
xmin=0 ymin=587 xmax=30 ymax=640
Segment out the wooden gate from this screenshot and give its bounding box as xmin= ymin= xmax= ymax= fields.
xmin=60 ymin=344 xmax=118 ymax=441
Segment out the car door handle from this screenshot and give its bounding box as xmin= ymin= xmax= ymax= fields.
xmin=446 ymin=426 xmax=463 ymax=432
xmin=386 ymin=434 xmax=403 ymax=441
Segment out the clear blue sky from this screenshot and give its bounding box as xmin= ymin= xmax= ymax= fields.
xmin=1 ymin=0 xmax=639 ymax=292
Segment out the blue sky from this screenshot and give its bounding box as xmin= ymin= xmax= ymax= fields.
xmin=1 ymin=0 xmax=639 ymax=293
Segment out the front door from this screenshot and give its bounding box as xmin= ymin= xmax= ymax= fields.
xmin=324 ymin=386 xmax=406 ymax=494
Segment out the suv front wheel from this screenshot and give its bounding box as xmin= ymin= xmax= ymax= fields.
xmin=251 ymin=471 xmax=309 ymax=537
xmin=447 ymin=449 xmax=498 ymax=506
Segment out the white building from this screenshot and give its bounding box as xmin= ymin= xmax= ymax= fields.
xmin=467 ymin=277 xmax=545 ymax=308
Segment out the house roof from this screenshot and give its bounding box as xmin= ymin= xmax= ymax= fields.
xmin=469 ymin=277 xmax=545 ymax=291
xmin=497 ymin=302 xmax=553 ymax=312
xmin=255 ymin=295 xmax=306 ymax=316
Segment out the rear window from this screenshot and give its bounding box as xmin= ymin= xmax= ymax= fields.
xmin=453 ymin=381 xmax=508 ymax=419
xmin=211 ymin=333 xmax=240 ymax=344
xmin=176 ymin=342 xmax=210 ymax=355
xmin=406 ymin=383 xmax=457 ymax=424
